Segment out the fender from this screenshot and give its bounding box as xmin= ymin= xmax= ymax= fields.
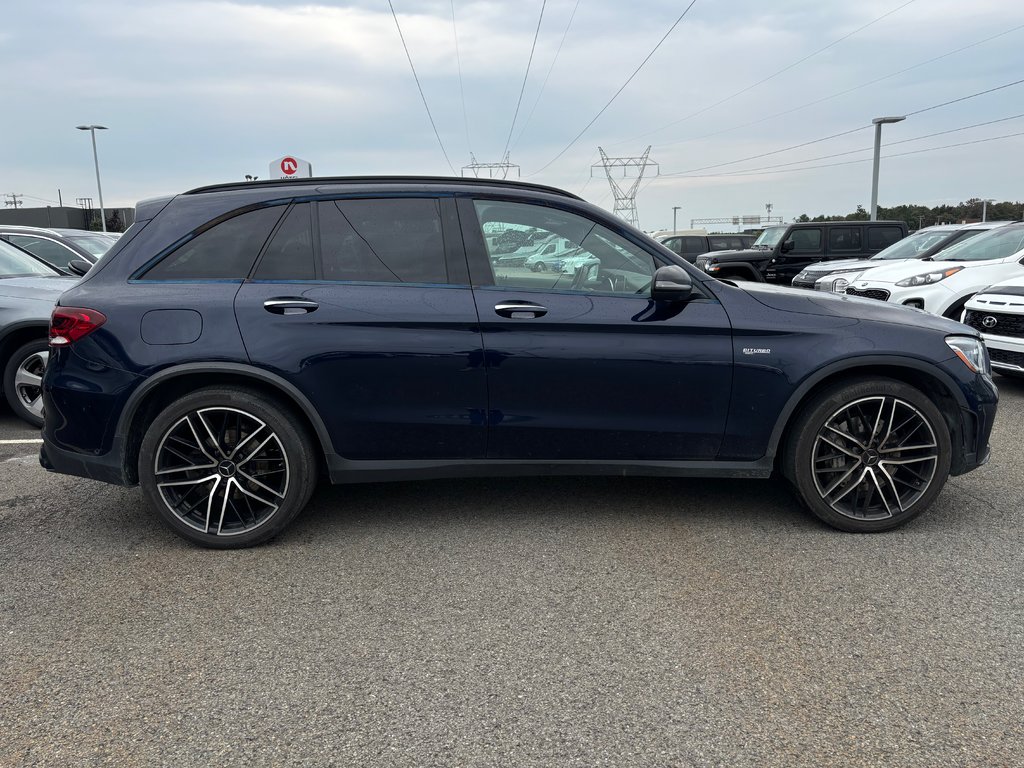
xmin=114 ymin=361 xmax=337 ymax=457
xmin=714 ymin=263 xmax=766 ymax=282
xmin=763 ymin=353 xmax=969 ymax=459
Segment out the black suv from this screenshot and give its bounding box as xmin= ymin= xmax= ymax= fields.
xmin=697 ymin=221 xmax=908 ymax=284
xmin=40 ymin=177 xmax=996 ymax=548
xmin=658 ymin=232 xmax=755 ymax=262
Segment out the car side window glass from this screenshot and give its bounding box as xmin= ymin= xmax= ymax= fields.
xmin=828 ymin=227 xmax=862 ymax=252
xmin=788 ymin=228 xmax=822 ymax=252
xmin=318 ymin=198 xmax=447 ymax=284
xmin=141 ymin=206 xmax=285 ymax=280
xmin=8 ymin=235 xmax=76 ymax=270
xmin=253 ymin=204 xmax=315 ymax=281
xmin=473 ymin=200 xmax=655 ymax=295
xmin=867 ymin=226 xmax=903 ymax=250
xmin=662 ymin=237 xmax=683 ymax=254
xmin=681 ymin=237 xmax=706 ymax=254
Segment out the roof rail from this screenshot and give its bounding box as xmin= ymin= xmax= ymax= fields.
xmin=183 ymin=175 xmax=581 ymax=200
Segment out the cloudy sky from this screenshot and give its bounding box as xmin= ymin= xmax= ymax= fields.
xmin=2 ymin=0 xmax=1023 ymax=230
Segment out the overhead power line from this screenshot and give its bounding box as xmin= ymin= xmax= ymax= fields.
xmin=659 ymin=130 xmax=1024 ymax=180
xmin=660 ymin=78 xmax=1024 ymax=178
xmin=613 ymin=0 xmax=917 ymax=147
xmin=387 ymin=0 xmax=457 ymax=174
xmin=502 ymin=1 xmax=548 ymax=161
xmin=450 ymin=0 xmax=472 ymax=158
xmin=528 ymin=0 xmax=699 ymax=176
xmin=511 ymin=0 xmax=582 ymax=152
xmin=653 ymin=22 xmax=1024 ymax=151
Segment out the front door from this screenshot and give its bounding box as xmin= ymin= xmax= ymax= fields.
xmin=234 ymin=198 xmax=487 ymax=461
xmin=460 ymin=198 xmax=733 ymax=461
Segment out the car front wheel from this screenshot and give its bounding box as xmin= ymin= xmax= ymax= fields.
xmin=785 ymin=378 xmax=952 ymax=532
xmin=138 ymin=387 xmax=317 ymax=548
xmin=3 ymin=339 xmax=49 ymax=428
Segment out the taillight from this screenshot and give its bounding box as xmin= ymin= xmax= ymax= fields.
xmin=50 ymin=306 xmax=107 ymax=346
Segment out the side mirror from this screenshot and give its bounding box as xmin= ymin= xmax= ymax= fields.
xmin=780 ymin=239 xmax=795 ymax=253
xmin=67 ymin=259 xmax=92 ymax=276
xmin=651 ymin=265 xmax=692 ymax=301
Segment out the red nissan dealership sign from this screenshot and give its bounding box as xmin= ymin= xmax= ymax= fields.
xmin=269 ymin=155 xmax=313 ymax=179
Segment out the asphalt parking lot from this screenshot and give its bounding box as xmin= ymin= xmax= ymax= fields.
xmin=2 ymin=381 xmax=1022 ymax=767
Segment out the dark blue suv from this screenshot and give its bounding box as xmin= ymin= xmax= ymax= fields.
xmin=40 ymin=177 xmax=998 ymax=547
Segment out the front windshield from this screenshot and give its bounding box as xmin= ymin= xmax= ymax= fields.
xmin=869 ymin=230 xmax=952 ymax=260
xmin=63 ymin=235 xmax=110 ymax=257
xmin=933 ymin=225 xmax=1024 ymax=262
xmin=0 ymin=240 xmax=60 ymax=277
xmin=752 ymin=226 xmax=787 ymax=248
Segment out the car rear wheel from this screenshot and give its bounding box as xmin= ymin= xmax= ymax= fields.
xmin=138 ymin=387 xmax=317 ymax=548
xmin=4 ymin=339 xmax=49 ymax=428
xmin=785 ymin=378 xmax=951 ymax=532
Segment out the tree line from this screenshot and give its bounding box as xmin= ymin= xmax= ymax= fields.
xmin=794 ymin=199 xmax=1023 ymax=230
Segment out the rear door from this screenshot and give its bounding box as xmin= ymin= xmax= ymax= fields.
xmin=460 ymin=198 xmax=733 ymax=461
xmin=234 ymin=197 xmax=487 ymax=461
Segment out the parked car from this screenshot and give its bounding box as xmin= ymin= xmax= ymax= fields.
xmin=960 ymin=276 xmax=1024 ymax=379
xmin=656 ymin=231 xmax=755 ymax=263
xmin=697 ymin=220 xmax=908 ymax=283
xmin=40 ymin=176 xmax=996 ymax=547
xmin=793 ymin=222 xmax=1014 ymax=293
xmin=846 ymin=223 xmax=1024 ymax=318
xmin=0 ymin=239 xmax=77 ymax=426
xmin=0 ymin=225 xmax=103 ymax=274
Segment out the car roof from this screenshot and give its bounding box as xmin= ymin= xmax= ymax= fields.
xmin=0 ymin=224 xmax=65 ymax=236
xmin=183 ymin=175 xmax=583 ymax=200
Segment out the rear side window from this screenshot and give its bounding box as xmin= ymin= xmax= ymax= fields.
xmin=867 ymin=226 xmax=903 ymax=250
xmin=141 ymin=206 xmax=284 ymax=280
xmin=7 ymin=235 xmax=78 ymax=271
xmin=828 ymin=227 xmax=862 ymax=252
xmin=253 ymin=204 xmax=315 ymax=281
xmin=318 ymin=198 xmax=447 ymax=284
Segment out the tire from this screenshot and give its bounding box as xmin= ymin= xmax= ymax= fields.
xmin=784 ymin=378 xmax=952 ymax=532
xmin=533 ymin=262 xmax=547 ymax=272
xmin=3 ymin=339 xmax=49 ymax=428
xmin=138 ymin=387 xmax=318 ymax=548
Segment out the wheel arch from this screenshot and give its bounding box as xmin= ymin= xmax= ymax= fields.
xmin=769 ymin=356 xmax=967 ymax=479
xmin=715 ymin=263 xmax=765 ymax=282
xmin=116 ymin=362 xmax=335 ymax=484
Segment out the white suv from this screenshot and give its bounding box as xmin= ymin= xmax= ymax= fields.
xmin=845 ymin=222 xmax=1024 ymax=318
xmin=962 ymin=277 xmax=1024 ymax=378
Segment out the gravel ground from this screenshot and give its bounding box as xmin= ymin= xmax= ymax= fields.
xmin=1 ymin=380 xmax=1022 ymax=767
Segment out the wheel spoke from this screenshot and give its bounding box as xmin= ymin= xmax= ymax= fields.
xmin=228 ymin=424 xmax=265 ymax=460
xmin=195 ymin=410 xmax=224 ymax=458
xmin=232 ymin=477 xmax=280 ymax=511
xmin=204 ymin=475 xmax=222 ymax=533
xmin=819 ymin=435 xmax=860 ymax=458
xmin=155 ymin=462 xmax=218 ymax=477
xmin=14 ymin=367 xmax=42 ymax=389
xmin=824 ymin=424 xmax=866 ymax=450
xmin=867 ymin=468 xmax=895 ymax=517
xmin=237 ymin=434 xmax=275 ymax=467
xmin=185 ymin=415 xmax=219 ymax=463
xmin=236 ymin=468 xmax=285 ymax=500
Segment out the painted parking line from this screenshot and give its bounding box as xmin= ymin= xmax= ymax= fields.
xmin=0 ymin=439 xmax=44 ymax=445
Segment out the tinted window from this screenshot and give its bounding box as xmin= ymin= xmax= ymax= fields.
xmin=828 ymin=227 xmax=862 ymax=252
xmin=709 ymin=236 xmax=744 ymax=251
xmin=474 ymin=200 xmax=655 ymax=295
xmin=7 ymin=235 xmax=79 ymax=271
xmin=0 ymin=239 xmax=59 ymax=276
xmin=661 ymin=237 xmax=683 ymax=255
xmin=679 ymin=236 xmax=707 ymax=255
xmin=142 ymin=206 xmax=284 ymax=280
xmin=867 ymin=226 xmax=903 ymax=250
xmin=788 ymin=228 xmax=822 ymax=252
xmin=318 ymin=198 xmax=447 ymax=284
xmin=254 ymin=204 xmax=315 ymax=281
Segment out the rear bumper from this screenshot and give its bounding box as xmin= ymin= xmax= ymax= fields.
xmin=39 ymin=437 xmax=133 ymax=486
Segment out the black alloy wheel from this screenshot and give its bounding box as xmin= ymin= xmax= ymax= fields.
xmin=138 ymin=388 xmax=317 ymax=548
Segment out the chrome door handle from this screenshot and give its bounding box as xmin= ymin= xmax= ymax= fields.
xmin=494 ymin=301 xmax=548 ymax=319
xmin=263 ymin=298 xmax=319 ymax=315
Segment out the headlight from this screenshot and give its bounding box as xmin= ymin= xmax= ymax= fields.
xmin=705 ymin=263 xmax=719 ymax=273
xmin=946 ymin=336 xmax=990 ymax=374
xmin=896 ymin=266 xmax=963 ymax=287
xmin=831 ymin=277 xmax=850 ymax=293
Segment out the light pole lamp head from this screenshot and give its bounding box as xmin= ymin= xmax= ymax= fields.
xmin=872 ymin=116 xmax=906 ymax=125
xmin=76 ymin=125 xmax=108 ymax=131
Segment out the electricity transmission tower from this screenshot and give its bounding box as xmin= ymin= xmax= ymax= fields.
xmin=592 ymin=147 xmax=658 ymax=227
xmin=3 ymin=193 xmax=23 ymax=208
xmin=462 ymin=153 xmax=520 ymax=179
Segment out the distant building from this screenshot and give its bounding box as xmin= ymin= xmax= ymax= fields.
xmin=0 ymin=206 xmax=135 ymax=232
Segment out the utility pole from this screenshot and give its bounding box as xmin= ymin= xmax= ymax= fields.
xmin=3 ymin=193 xmax=24 ymax=208
xmin=765 ymin=202 xmax=774 ymax=218
xmin=592 ymin=146 xmax=659 ymax=228
xmin=870 ymin=116 xmax=906 ymax=221
xmin=981 ymin=198 xmax=995 ymax=222
xmin=672 ymin=206 xmax=681 ymax=233
xmin=462 ymin=153 xmax=520 ymax=179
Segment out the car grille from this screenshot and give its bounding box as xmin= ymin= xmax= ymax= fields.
xmin=963 ymin=310 xmax=1024 ymax=338
xmin=989 ymin=347 xmax=1024 ymax=369
xmin=845 ymin=287 xmax=891 ymax=301
xmin=791 ymin=276 xmax=817 ymax=289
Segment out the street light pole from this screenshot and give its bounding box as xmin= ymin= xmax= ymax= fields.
xmin=870 ymin=116 xmax=905 ymax=222
xmin=76 ymin=125 xmax=108 ymax=232
xmin=981 ymin=198 xmax=995 ymax=222
xmin=672 ymin=206 xmax=681 ymax=233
